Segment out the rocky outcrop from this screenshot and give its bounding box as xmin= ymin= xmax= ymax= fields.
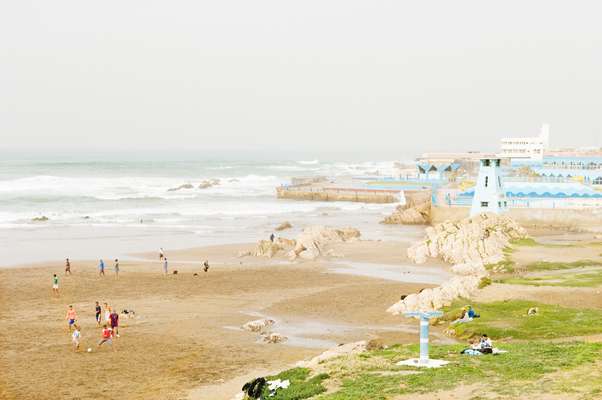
xmin=261 ymin=332 xmax=287 ymax=344
xmin=296 ymin=341 xmax=368 ymax=369
xmin=31 ymin=216 xmax=49 ymax=222
xmin=199 ymin=178 xmax=220 ymax=189
xmin=240 ymin=226 xmax=360 ymax=260
xmin=167 ymin=183 xmax=194 ymax=191
xmin=242 ymin=318 xmax=275 ymax=333
xmin=382 ymin=190 xmax=432 ymax=225
xmin=275 ymin=221 xmax=293 ymax=231
xmin=388 ymin=213 xmax=528 ymax=314
xmin=408 ymin=213 xmax=527 ymax=265
xmin=287 ymin=226 xmax=360 ymax=261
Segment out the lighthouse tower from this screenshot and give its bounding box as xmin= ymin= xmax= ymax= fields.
xmin=470 ymin=157 xmax=508 ymax=217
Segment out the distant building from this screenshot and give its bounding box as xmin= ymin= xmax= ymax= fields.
xmin=470 ymin=157 xmax=508 ymax=216
xmin=499 ymin=124 xmax=550 ymax=161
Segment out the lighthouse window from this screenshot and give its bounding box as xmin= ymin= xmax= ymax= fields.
xmin=483 ymin=160 xmax=491 ymax=167
xmin=498 ymin=176 xmax=502 ymax=187
xmin=481 ymin=201 xmax=489 ymax=207
xmin=498 ymin=201 xmax=502 ymax=208
xmin=496 ymin=159 xmax=501 ymax=167
xmin=485 ymin=176 xmax=489 ymax=187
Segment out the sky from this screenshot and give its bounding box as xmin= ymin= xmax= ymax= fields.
xmin=1 ymin=0 xmax=602 ymax=159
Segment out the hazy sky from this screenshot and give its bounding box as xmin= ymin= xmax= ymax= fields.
xmin=2 ymin=1 xmax=602 ymax=159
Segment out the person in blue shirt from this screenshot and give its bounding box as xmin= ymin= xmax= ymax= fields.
xmin=99 ymin=259 xmax=105 ymax=276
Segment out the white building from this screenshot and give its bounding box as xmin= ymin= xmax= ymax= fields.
xmin=470 ymin=157 xmax=508 ymax=216
xmin=499 ymin=124 xmax=550 ymax=161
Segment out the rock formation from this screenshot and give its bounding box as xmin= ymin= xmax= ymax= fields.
xmin=167 ymin=183 xmax=194 ymax=191
xmin=261 ymin=332 xmax=287 ymax=344
xmin=31 ymin=216 xmax=49 ymax=222
xmin=275 ymin=221 xmax=293 ymax=231
xmin=388 ymin=213 xmax=528 ymax=314
xmin=199 ymin=178 xmax=220 ymax=189
xmin=381 ymin=190 xmax=432 ymax=225
xmin=295 ymin=341 xmax=368 ymax=369
xmin=242 ymin=318 xmax=275 ymax=333
xmin=240 ymin=226 xmax=360 ymax=260
xmin=287 ymin=226 xmax=360 ymax=261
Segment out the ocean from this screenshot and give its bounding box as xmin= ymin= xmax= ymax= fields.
xmin=0 ymin=158 xmax=419 ymax=266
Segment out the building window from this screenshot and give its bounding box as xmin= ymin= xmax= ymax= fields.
xmin=481 ymin=201 xmax=489 ymax=207
xmin=504 ymin=201 xmax=508 ymax=207
xmin=495 ymin=159 xmax=501 ymax=167
xmin=483 ymin=160 xmax=491 ymax=167
xmin=498 ymin=176 xmax=502 ymax=187
xmin=498 ymin=201 xmax=502 ymax=208
xmin=485 ymin=176 xmax=489 ymax=187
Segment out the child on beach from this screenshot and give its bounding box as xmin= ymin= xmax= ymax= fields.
xmin=109 ymin=309 xmax=120 ymax=337
xmin=72 ymin=325 xmax=81 ymax=351
xmin=99 ymin=259 xmax=105 ymax=276
xmin=203 ymin=260 xmax=209 ymax=272
xmin=104 ymin=305 xmax=111 ymax=324
xmin=52 ymin=274 xmax=59 ymax=296
xmin=66 ymin=305 xmax=77 ymax=331
xmin=65 ymin=258 xmax=71 ymax=275
xmin=114 ymin=259 xmax=120 ymax=278
xmin=95 ymin=301 xmax=102 ymax=326
xmin=97 ymin=325 xmax=115 ymax=351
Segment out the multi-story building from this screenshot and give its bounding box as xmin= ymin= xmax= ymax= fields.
xmin=499 ymin=124 xmax=549 ymax=161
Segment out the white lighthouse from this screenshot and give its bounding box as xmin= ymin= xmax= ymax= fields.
xmin=470 ymin=157 xmax=508 ymax=217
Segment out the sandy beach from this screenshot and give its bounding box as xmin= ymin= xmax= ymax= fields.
xmin=0 ymin=240 xmax=448 ymax=400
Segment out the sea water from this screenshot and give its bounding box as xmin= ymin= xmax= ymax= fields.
xmin=0 ymin=157 xmax=418 ymax=266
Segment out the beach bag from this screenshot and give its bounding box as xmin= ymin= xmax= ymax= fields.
xmin=242 ymin=377 xmax=266 ymax=399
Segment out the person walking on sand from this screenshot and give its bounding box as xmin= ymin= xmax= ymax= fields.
xmin=52 ymin=274 xmax=59 ymax=296
xmin=95 ymin=301 xmax=102 ymax=326
xmin=203 ymin=260 xmax=209 ymax=273
xmin=66 ymin=305 xmax=77 ymax=331
xmin=71 ymin=324 xmax=81 ymax=352
xmin=98 ymin=259 xmax=105 ymax=276
xmin=109 ymin=308 xmax=120 ymax=337
xmin=159 ymin=247 xmax=165 ymax=261
xmin=270 ymin=233 xmax=275 ymax=242
xmin=97 ymin=324 xmax=115 ymax=352
xmin=163 ymin=258 xmax=168 ymax=276
xmin=114 ymin=259 xmax=120 ymax=279
xmin=104 ymin=305 xmax=111 ymax=325
xmin=65 ymin=258 xmax=71 ymax=275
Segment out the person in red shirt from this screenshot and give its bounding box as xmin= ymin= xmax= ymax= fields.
xmin=97 ymin=324 xmax=115 ymax=351
xmin=109 ymin=310 xmax=120 ymax=337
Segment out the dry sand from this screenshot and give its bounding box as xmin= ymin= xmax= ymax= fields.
xmin=0 ymin=241 xmax=444 ymax=400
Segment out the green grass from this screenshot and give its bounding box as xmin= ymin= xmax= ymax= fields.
xmin=259 ymin=368 xmax=329 ymax=400
xmin=509 ymin=237 xmax=539 ymax=247
xmin=500 ymin=270 xmax=602 ymax=288
xmin=443 ymin=300 xmax=602 ymax=340
xmin=316 ymin=342 xmax=602 ymax=399
xmin=523 ymin=259 xmax=602 ymax=272
xmin=485 ymin=258 xmax=516 ymax=273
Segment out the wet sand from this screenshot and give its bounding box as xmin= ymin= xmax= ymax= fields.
xmin=0 ymin=241 xmax=447 ymax=400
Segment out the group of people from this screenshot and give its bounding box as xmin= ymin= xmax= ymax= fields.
xmin=66 ymin=302 xmax=120 ymax=352
xmin=98 ymin=258 xmax=120 ymax=278
xmin=461 ymin=334 xmax=494 ymax=355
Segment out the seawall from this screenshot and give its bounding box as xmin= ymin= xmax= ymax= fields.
xmin=276 ymin=186 xmax=399 ymax=204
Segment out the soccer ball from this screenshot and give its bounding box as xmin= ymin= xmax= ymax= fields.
xmin=87 ymin=348 xmax=92 ymax=353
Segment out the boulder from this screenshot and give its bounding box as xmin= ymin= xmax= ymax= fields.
xmin=275 ymin=221 xmax=293 ymax=231
xmin=31 ymin=216 xmax=49 ymax=222
xmin=242 ymin=318 xmax=275 ymax=333
xmin=296 ymin=341 xmax=368 ymax=369
xmin=261 ymin=332 xmax=287 ymax=344
xmin=167 ymin=183 xmax=194 ymax=191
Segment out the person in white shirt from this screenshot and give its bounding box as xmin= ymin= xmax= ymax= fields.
xmin=72 ymin=325 xmax=81 ymax=352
